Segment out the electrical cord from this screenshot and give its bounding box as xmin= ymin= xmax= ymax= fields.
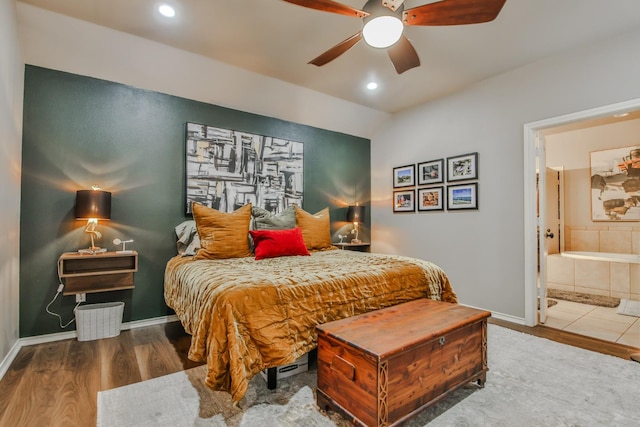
xmin=45 ymin=261 xmax=82 ymax=328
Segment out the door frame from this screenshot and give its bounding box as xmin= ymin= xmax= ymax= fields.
xmin=523 ymin=98 xmax=640 ymax=326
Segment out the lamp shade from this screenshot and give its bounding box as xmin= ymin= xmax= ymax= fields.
xmin=346 ymin=205 xmax=365 ymax=223
xmin=76 ymin=190 xmax=111 ymax=220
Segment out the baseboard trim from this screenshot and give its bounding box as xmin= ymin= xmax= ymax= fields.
xmin=490 ymin=311 xmax=527 ymax=325
xmin=120 ymin=315 xmax=179 ymax=331
xmin=0 ymin=314 xmax=180 ymax=382
xmin=459 ymin=303 xmax=527 ymax=326
xmin=0 ymin=339 xmax=22 ymax=382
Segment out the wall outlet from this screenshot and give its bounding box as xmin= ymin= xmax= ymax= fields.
xmin=75 ymin=293 xmax=86 ymax=303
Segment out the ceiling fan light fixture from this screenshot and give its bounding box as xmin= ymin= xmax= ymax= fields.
xmin=362 ymin=16 xmax=403 ymax=48
xmin=158 ymin=4 xmax=176 ymax=18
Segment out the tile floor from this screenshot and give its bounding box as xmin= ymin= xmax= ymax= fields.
xmin=542 ymin=299 xmax=640 ymax=347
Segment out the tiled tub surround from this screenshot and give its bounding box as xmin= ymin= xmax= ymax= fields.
xmin=547 ymin=252 xmax=640 ymax=301
xmin=564 ymin=225 xmax=640 ymax=254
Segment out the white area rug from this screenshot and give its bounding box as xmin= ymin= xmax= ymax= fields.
xmin=617 ymin=298 xmax=640 ymax=317
xmin=97 ymin=325 xmax=640 ymax=427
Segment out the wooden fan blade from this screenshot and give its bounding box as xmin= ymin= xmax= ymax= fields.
xmin=403 ymin=0 xmax=507 ymax=26
xmin=309 ymin=32 xmax=362 ymax=66
xmin=282 ymin=0 xmax=368 ymax=18
xmin=387 ymin=35 xmax=420 ymax=74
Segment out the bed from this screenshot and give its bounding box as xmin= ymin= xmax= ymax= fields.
xmin=164 ymin=203 xmax=457 ymax=403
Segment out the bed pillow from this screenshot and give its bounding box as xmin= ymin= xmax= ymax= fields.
xmin=192 ymin=203 xmax=252 ymax=259
xmin=251 ymin=205 xmax=296 ymax=230
xmin=249 ymin=228 xmax=310 ymax=260
xmin=174 ymin=220 xmax=200 ymax=256
xmin=294 ymin=205 xmax=336 ymax=251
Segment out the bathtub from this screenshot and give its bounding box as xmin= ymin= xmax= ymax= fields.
xmin=547 ymin=251 xmax=640 ymax=299
xmin=560 ymin=251 xmax=640 ymax=264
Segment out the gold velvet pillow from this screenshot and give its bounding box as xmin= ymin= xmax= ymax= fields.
xmin=294 ymin=205 xmax=336 ymax=251
xmin=192 ymin=203 xmax=252 ymax=259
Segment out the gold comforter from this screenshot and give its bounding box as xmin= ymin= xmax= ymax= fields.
xmin=164 ymin=250 xmax=457 ymax=402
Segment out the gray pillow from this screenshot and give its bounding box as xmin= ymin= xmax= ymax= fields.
xmin=174 ymin=220 xmax=200 ymax=256
xmin=251 ymin=206 xmax=296 ymax=230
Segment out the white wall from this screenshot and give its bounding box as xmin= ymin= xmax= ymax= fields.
xmin=0 ymin=0 xmax=24 ymax=369
xmin=371 ymin=27 xmax=640 ymax=320
xmin=16 ymin=3 xmax=387 ymax=140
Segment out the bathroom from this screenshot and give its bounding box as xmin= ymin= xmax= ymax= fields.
xmin=542 ymin=114 xmax=640 ymax=346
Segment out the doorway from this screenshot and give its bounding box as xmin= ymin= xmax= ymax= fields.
xmin=524 ymin=99 xmax=640 ymax=340
xmin=540 ymin=122 xmax=640 ymax=345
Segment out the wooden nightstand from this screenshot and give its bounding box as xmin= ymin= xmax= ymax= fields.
xmin=58 ymin=251 xmax=138 ymax=295
xmin=334 ymin=242 xmax=371 ymax=252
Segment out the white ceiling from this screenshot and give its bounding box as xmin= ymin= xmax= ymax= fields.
xmin=17 ymin=0 xmax=640 ymax=114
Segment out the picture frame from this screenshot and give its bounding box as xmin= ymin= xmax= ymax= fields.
xmin=393 ymin=164 xmax=416 ymax=188
xmin=590 ymin=145 xmax=640 ymax=221
xmin=417 ymin=159 xmax=444 ymax=185
xmin=418 ymin=187 xmax=444 ymax=211
xmin=184 ymin=122 xmax=303 ymax=215
xmin=447 ymin=183 xmax=478 ymax=210
xmin=447 ymin=152 xmax=478 ymax=182
xmin=393 ymin=189 xmax=415 ymax=212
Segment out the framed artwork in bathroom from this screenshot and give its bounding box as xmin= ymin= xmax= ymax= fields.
xmin=590 ymin=145 xmax=640 ymax=221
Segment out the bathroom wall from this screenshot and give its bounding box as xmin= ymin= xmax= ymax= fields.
xmin=545 ymin=118 xmax=640 ymax=254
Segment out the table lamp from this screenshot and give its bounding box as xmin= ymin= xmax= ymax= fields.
xmin=346 ymin=205 xmax=365 ymax=244
xmin=76 ymin=187 xmax=111 ymax=254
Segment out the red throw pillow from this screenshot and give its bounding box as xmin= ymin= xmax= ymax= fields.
xmin=249 ymin=227 xmax=311 ymax=260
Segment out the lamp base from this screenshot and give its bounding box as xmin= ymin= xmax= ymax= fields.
xmin=78 ymin=247 xmax=107 ymax=255
xmin=350 ymin=239 xmax=362 ymax=244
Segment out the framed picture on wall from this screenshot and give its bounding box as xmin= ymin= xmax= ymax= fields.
xmin=590 ymin=145 xmax=640 ymax=221
xmin=418 ymin=187 xmax=444 ymax=211
xmin=184 ymin=122 xmax=304 ymax=215
xmin=447 ymin=183 xmax=478 ymax=210
xmin=393 ymin=164 xmax=416 ymax=188
xmin=393 ymin=189 xmax=415 ymax=212
xmin=417 ymin=159 xmax=444 ymax=185
xmin=447 ymin=152 xmax=478 ymax=182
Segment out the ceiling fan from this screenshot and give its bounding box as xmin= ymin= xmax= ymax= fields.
xmin=282 ymin=0 xmax=507 ymax=74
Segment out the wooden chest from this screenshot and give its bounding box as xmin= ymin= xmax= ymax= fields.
xmin=316 ymin=299 xmax=491 ymax=427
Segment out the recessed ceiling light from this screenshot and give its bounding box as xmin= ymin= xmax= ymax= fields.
xmin=614 ymin=112 xmax=630 ymax=118
xmin=158 ymin=4 xmax=176 ymax=18
xmin=366 ymin=82 xmax=379 ymax=90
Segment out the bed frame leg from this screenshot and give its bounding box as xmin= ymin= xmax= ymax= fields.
xmin=267 ymin=367 xmax=277 ymax=390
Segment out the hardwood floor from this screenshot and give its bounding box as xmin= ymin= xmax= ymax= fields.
xmin=488 ymin=318 xmax=640 ymax=360
xmin=0 ymin=319 xmax=638 ymax=427
xmin=0 ymin=322 xmax=203 ymax=427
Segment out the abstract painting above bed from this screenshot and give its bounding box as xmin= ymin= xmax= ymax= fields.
xmin=164 ymin=250 xmax=457 ymax=403
xmin=184 ymin=122 xmax=304 ymax=215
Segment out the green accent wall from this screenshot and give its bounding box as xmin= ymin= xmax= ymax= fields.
xmin=20 ymin=65 xmax=371 ymax=337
